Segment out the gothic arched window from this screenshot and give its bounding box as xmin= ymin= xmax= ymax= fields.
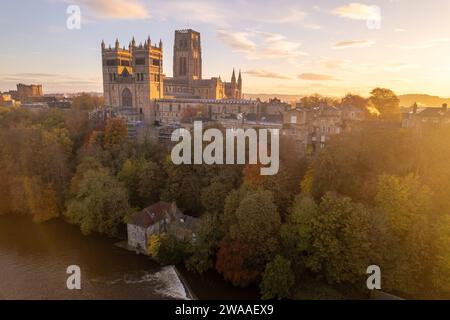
xmin=122 ymin=88 xmax=133 ymax=107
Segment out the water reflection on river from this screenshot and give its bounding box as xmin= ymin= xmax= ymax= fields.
xmin=0 ymin=215 xmax=258 ymax=300
xmin=0 ymin=215 xmax=188 ymax=299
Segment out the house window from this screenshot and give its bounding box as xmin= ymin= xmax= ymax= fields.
xmin=290 ymin=115 xmax=297 ymax=124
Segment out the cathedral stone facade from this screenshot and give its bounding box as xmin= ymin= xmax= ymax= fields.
xmin=101 ymin=29 xmax=243 ymax=123
xmin=164 ymin=29 xmax=242 ymax=100
xmin=101 ymin=37 xmax=164 ymax=123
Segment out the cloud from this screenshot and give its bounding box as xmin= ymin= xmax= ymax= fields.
xmin=71 ymin=0 xmax=150 ymax=20
xmin=218 ymin=29 xmax=306 ymax=60
xmin=244 ymin=69 xmax=291 ymax=80
xmin=320 ymin=58 xmax=349 ymax=69
xmin=390 ymin=38 xmax=450 ymax=49
xmin=303 ymin=23 xmax=322 ymax=30
xmin=384 ymin=63 xmax=417 ymax=72
xmin=257 ymin=9 xmax=306 ymax=24
xmin=0 ymin=73 xmax=101 ymax=85
xmin=332 ymin=39 xmax=375 ymax=49
xmin=333 ymin=3 xmax=380 ymax=21
xmin=217 ymin=30 xmax=256 ymax=52
xmin=298 ymin=73 xmax=336 ymax=81
xmin=155 ymin=0 xmax=228 ymax=27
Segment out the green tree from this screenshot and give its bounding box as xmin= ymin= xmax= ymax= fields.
xmin=65 ymin=167 xmax=130 ymax=236
xmin=374 ymin=174 xmax=434 ymax=296
xmin=280 ymin=196 xmax=318 ymax=273
xmin=118 ymin=158 xmax=164 ymax=208
xmin=185 ymin=213 xmax=222 ymax=273
xmin=260 ymin=255 xmax=295 ymax=300
xmin=153 ymin=234 xmax=187 ymax=265
xmin=200 ymin=181 xmax=230 ymax=214
xmin=431 ymin=214 xmax=450 ymax=294
xmin=305 ymin=193 xmax=371 ymax=283
xmin=161 ymin=158 xmax=204 ymax=215
xmin=218 ymin=188 xmax=281 ymax=286
xmin=369 ymin=88 xmax=400 ymax=120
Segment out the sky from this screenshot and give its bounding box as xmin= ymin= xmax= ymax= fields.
xmin=1 ymin=0 xmax=450 ymax=97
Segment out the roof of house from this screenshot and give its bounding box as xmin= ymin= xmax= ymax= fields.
xmin=129 ymin=201 xmax=179 ymax=228
xmin=416 ymin=107 xmax=450 ymax=118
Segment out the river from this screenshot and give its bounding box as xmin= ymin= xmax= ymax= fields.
xmin=0 ymin=215 xmax=258 ymax=300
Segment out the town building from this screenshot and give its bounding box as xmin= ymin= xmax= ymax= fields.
xmin=127 ymin=201 xmax=198 ymax=253
xmin=0 ymin=93 xmax=17 ymax=107
xmin=155 ymin=98 xmax=258 ymax=125
xmin=6 ymin=83 xmax=43 ymax=103
xmin=402 ymin=103 xmax=450 ymax=129
xmin=282 ymin=104 xmax=367 ymax=155
xmin=259 ymin=97 xmax=291 ymax=115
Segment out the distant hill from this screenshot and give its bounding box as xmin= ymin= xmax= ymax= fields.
xmin=243 ymin=92 xmax=450 ymax=108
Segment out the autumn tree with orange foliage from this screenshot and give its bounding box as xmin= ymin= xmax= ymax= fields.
xmin=216 ymin=240 xmax=260 ymax=287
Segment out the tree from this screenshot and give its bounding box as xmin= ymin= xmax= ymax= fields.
xmin=280 ymin=195 xmax=318 ymax=273
xmin=218 ymin=188 xmax=281 ymax=285
xmin=340 ymin=94 xmax=368 ymax=111
xmin=104 ymin=118 xmax=127 ymax=152
xmin=263 ymin=162 xmax=303 ymax=214
xmin=65 ymin=167 xmax=130 ymax=236
xmin=161 ymin=158 xmax=204 ymax=215
xmin=185 ymin=213 xmax=222 ymax=274
xmin=431 ymin=214 xmax=450 ymax=294
xmin=118 ymin=158 xmax=165 ymax=208
xmin=137 ymin=160 xmax=165 ymax=206
xmin=298 ymin=94 xmax=337 ymax=109
xmin=260 ymin=255 xmax=295 ymax=300
xmin=215 ymin=240 xmax=260 ymax=287
xmin=229 ymin=190 xmax=281 ymax=252
xmin=23 ymin=176 xmax=59 ymax=222
xmin=72 ymin=93 xmax=104 ymax=111
xmin=242 ymin=164 xmax=266 ymax=188
xmin=374 ymin=174 xmax=434 ymax=296
xmin=369 ymin=88 xmax=400 ymax=120
xmin=306 ymin=193 xmax=371 ymax=283
xmin=308 ymin=124 xmax=417 ymax=202
xmin=147 ymin=234 xmax=161 ymax=257
xmin=200 ymin=181 xmax=230 ymax=214
xmin=152 ymin=234 xmax=187 ymax=265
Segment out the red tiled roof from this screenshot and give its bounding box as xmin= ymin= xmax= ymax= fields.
xmin=130 ymin=201 xmax=176 ymax=228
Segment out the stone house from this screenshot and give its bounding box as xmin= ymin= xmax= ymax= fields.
xmin=402 ymin=103 xmax=450 ymax=129
xmin=127 ymin=201 xmax=198 ymax=253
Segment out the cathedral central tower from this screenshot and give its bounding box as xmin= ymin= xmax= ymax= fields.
xmin=173 ymin=29 xmax=202 ymax=81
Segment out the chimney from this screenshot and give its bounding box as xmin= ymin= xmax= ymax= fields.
xmin=442 ymin=103 xmax=448 ymax=113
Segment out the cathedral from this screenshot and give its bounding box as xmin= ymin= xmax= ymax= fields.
xmin=101 ymin=29 xmax=243 ymax=122
xmin=164 ymin=29 xmax=242 ymax=100
xmin=101 ymin=37 xmax=164 ymax=122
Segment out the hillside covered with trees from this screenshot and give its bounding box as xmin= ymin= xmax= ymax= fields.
xmin=0 ymin=90 xmax=449 ymax=300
